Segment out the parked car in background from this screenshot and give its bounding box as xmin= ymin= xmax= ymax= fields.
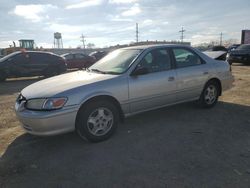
xmin=0 ymin=51 xmax=66 ymax=81
xmin=211 ymin=46 xmax=228 ymax=52
xmin=61 ymin=53 xmax=95 ymax=69
xmin=227 ymin=44 xmax=250 ymax=65
xmin=203 ymin=45 xmax=228 ymax=61
xmin=228 ymin=44 xmax=241 ymax=52
xmin=15 ymin=45 xmax=233 ymax=142
xmin=89 ymin=51 xmax=108 ymax=61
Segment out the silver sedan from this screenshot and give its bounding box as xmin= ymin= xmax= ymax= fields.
xmin=15 ymin=44 xmax=234 ymax=142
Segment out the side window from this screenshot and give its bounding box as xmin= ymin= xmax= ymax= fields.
xmin=173 ymin=48 xmax=202 ymax=68
xmin=13 ymin=53 xmax=29 ymax=64
xmin=31 ymin=53 xmax=47 ymax=64
xmin=137 ymin=49 xmax=171 ymax=73
xmin=75 ymin=53 xmax=85 ymax=59
xmin=47 ymin=55 xmax=59 ymax=64
xmin=64 ymin=54 xmax=74 ymax=60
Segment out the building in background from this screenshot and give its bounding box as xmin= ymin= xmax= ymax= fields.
xmin=241 ymin=30 xmax=250 ymax=44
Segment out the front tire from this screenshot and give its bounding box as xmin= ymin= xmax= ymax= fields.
xmin=198 ymin=81 xmax=219 ymax=108
xmin=76 ymin=100 xmax=119 ymax=142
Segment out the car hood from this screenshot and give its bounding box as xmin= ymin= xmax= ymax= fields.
xmin=21 ymin=71 xmax=117 ymax=99
xmin=230 ymin=49 xmax=250 ymax=55
xmin=203 ymin=51 xmax=226 ymax=59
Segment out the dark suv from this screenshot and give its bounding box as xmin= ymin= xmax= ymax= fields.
xmin=0 ymin=51 xmax=67 ymax=81
xmin=227 ymin=44 xmax=250 ymax=65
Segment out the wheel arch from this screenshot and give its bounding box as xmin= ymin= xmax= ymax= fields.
xmin=205 ymin=77 xmax=222 ymax=96
xmin=76 ymin=95 xmax=124 ymax=124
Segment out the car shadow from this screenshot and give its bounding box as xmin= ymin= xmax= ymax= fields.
xmin=1 ymin=101 xmax=250 ymax=187
xmin=0 ymin=77 xmax=43 ymax=95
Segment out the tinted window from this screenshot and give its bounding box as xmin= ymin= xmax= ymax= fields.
xmin=137 ymin=49 xmax=171 ymax=73
xmin=237 ymin=44 xmax=250 ymax=50
xmin=48 ymin=55 xmax=60 ymax=63
xmin=75 ymin=53 xmax=85 ymax=59
xmin=64 ymin=54 xmax=74 ymax=60
xmin=173 ymin=48 xmax=202 ymax=68
xmin=13 ymin=53 xmax=29 ymax=64
xmin=30 ymin=53 xmax=50 ymax=64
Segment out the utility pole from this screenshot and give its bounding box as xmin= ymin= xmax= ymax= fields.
xmin=179 ymin=27 xmax=186 ymax=43
xmin=136 ymin=23 xmax=139 ymax=43
xmin=220 ymin=32 xmax=223 ymax=45
xmin=80 ymin=34 xmax=86 ymax=49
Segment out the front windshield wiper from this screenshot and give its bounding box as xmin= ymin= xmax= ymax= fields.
xmin=90 ymin=69 xmax=119 ymax=75
xmin=102 ymin=71 xmax=120 ymax=75
xmin=90 ymin=68 xmax=107 ymax=74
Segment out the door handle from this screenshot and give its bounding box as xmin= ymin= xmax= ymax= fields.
xmin=203 ymin=71 xmax=209 ymax=75
xmin=168 ymin=76 xmax=175 ymax=81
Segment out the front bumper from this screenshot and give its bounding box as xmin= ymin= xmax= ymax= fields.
xmin=15 ymin=102 xmax=79 ymax=136
xmin=221 ymin=74 xmax=234 ymax=92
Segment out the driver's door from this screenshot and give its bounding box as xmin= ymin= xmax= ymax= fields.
xmin=128 ymin=48 xmax=177 ymax=114
xmin=8 ymin=53 xmax=30 ymax=76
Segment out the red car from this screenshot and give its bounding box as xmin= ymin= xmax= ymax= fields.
xmin=62 ymin=53 xmax=95 ymax=69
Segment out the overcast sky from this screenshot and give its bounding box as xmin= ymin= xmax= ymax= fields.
xmin=0 ymin=0 xmax=249 ymax=48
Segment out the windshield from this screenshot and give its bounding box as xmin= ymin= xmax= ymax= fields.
xmin=237 ymin=44 xmax=250 ymax=50
xmin=89 ymin=49 xmax=141 ymax=74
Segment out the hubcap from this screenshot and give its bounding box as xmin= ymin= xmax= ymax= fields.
xmin=87 ymin=107 xmax=114 ymax=136
xmin=204 ymin=85 xmax=217 ymax=104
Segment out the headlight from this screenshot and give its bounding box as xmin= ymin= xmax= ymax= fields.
xmin=26 ymin=97 xmax=67 ymax=110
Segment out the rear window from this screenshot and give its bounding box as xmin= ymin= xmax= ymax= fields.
xmin=237 ymin=45 xmax=250 ymax=50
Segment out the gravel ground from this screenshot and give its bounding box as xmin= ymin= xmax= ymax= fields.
xmin=0 ymin=65 xmax=250 ymax=188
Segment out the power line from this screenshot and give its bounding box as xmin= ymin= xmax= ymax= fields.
xmin=179 ymin=27 xmax=186 ymax=42
xmin=80 ymin=34 xmax=86 ymax=49
xmin=220 ymin=32 xmax=223 ymax=45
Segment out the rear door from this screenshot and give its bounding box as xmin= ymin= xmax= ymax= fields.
xmin=28 ymin=53 xmax=48 ymax=74
xmin=171 ymin=47 xmax=211 ymax=102
xmin=128 ymin=48 xmax=177 ymax=113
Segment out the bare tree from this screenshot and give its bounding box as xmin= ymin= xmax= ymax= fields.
xmin=87 ymin=43 xmax=95 ymax=49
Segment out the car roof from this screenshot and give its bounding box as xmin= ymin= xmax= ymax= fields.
xmin=122 ymin=44 xmax=191 ymax=50
xmin=61 ymin=52 xmax=85 ymax=56
xmin=10 ymin=50 xmax=58 ymax=56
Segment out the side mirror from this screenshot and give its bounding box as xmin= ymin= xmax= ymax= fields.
xmin=131 ymin=66 xmax=149 ymax=76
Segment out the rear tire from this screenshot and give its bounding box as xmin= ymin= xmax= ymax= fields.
xmin=76 ymin=100 xmax=119 ymax=142
xmin=198 ymin=81 xmax=219 ymax=108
